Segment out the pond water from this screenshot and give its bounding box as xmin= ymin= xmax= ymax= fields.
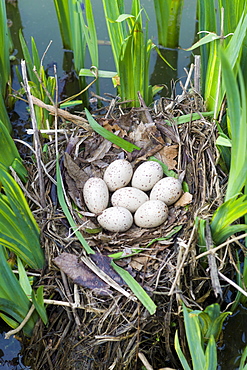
xmin=3 ymin=0 xmax=247 ymax=369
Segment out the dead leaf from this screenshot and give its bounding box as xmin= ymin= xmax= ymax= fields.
xmin=102 ymin=121 xmax=127 ymax=138
xmin=64 ymin=152 xmax=89 ymax=191
xmin=53 ymin=252 xmax=125 ymax=296
xmin=86 ymin=139 xmax=112 ymax=162
xmin=130 ymin=256 xmax=149 ymax=271
xmin=174 ymin=192 xmax=193 ymax=207
xmin=155 ymin=145 xmax=178 ymax=170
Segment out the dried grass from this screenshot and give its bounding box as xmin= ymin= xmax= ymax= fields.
xmin=20 ymin=79 xmax=227 ymax=370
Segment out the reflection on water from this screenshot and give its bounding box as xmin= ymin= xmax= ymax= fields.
xmin=217 ymin=305 xmax=247 ymax=370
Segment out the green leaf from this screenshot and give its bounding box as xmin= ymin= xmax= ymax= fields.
xmin=164 ymin=111 xmax=214 ymax=126
xmin=85 ymin=108 xmax=140 ymax=152
xmin=240 ymin=345 xmax=247 ymax=370
xmin=111 ymin=261 xmax=156 ymax=315
xmin=183 ymin=304 xmax=206 ymax=369
xmin=0 ymin=165 xmax=44 ymax=269
xmin=17 ymin=257 xmax=32 ymax=298
xmin=174 ymin=330 xmax=192 ymax=370
xmin=185 ymin=32 xmax=222 ymax=51
xmin=210 ymin=194 xmax=247 ymax=244
xmin=204 ymin=335 xmax=217 ymax=370
xmin=31 ymin=286 xmax=48 ymax=325
xmin=0 ymin=120 xmax=27 ymax=181
xmin=0 ymin=246 xmax=37 ymax=336
xmin=79 ymin=68 xmax=117 ymax=78
xmin=216 ymin=133 xmax=232 ymax=147
xmin=198 ymin=303 xmax=231 ymax=342
xmin=148 ymin=157 xmax=178 ymax=178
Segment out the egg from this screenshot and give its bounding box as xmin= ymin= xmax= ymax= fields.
xmin=83 ymin=177 xmax=109 ymax=214
xmin=97 ymin=206 xmax=133 ymax=232
xmin=131 ymin=161 xmax=163 ymax=191
xmin=103 ymin=159 xmax=133 ymax=192
xmin=150 ymin=177 xmax=182 ymax=205
xmin=111 ymin=187 xmax=149 ymax=213
xmin=134 ymin=200 xmax=168 ymax=228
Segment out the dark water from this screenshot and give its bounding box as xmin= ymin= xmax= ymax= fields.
xmin=0 ymin=321 xmax=30 ymax=369
xmin=3 ymin=0 xmax=247 ymax=369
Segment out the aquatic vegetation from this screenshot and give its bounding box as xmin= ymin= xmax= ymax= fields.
xmin=18 ymin=32 xmax=56 ymax=130
xmin=0 ymin=120 xmax=27 ymax=182
xmin=153 ymin=0 xmax=184 ymax=48
xmin=0 ymin=0 xmax=12 ymax=131
xmin=175 ymin=303 xmax=230 ymax=370
xmin=101 ymin=0 xmax=157 ymax=106
xmin=0 ymin=164 xmax=46 ymax=336
xmin=0 ymin=164 xmax=44 ymax=269
xmin=54 ymin=0 xmax=98 ymax=98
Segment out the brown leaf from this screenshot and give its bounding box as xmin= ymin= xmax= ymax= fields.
xmin=174 ymin=192 xmax=193 ymax=207
xmin=53 ymin=253 xmax=125 ymax=296
xmin=86 ymin=139 xmax=112 ymax=162
xmin=130 ymin=256 xmax=149 ymax=271
xmin=64 ymin=152 xmax=89 ymax=191
xmin=155 ymin=145 xmax=178 ymax=170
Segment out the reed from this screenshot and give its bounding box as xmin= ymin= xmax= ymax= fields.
xmin=0 ymin=164 xmax=44 ymax=270
xmin=18 ymin=32 xmax=56 ymax=130
xmin=101 ymin=0 xmax=155 ymax=106
xmin=153 ymin=0 xmax=184 ymax=48
xmin=0 ymin=0 xmax=12 ymax=131
xmin=175 ymin=303 xmax=230 ymax=370
xmin=0 ymin=120 xmax=27 ymax=182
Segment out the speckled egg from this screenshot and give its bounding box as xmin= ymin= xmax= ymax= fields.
xmin=103 ymin=159 xmax=133 ymax=192
xmin=83 ymin=177 xmax=109 ymax=214
xmin=134 ymin=200 xmax=168 ymax=228
xmin=97 ymin=206 xmax=133 ymax=232
xmin=150 ymin=177 xmax=182 ymax=206
xmin=131 ymin=161 xmax=163 ymax=191
xmin=111 ymin=187 xmax=149 ymax=213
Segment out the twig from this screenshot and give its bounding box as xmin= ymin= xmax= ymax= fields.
xmin=194 ymin=55 xmax=201 ymax=93
xmin=138 ymin=352 xmax=154 ymax=370
xmin=205 ymin=220 xmax=222 ymax=298
xmin=21 ymin=60 xmax=46 ymax=209
xmin=5 ymin=304 xmax=36 ymax=339
xmin=40 ymin=40 xmax=53 ymax=70
xmin=137 ymin=91 xmax=153 ymax=124
xmin=31 ymin=95 xmax=91 ymax=131
xmin=218 ymin=271 xmax=247 ymax=300
xmin=168 ymin=224 xmax=197 ymax=296
xmin=42 ymin=299 xmax=105 ymax=313
xmin=195 ymin=232 xmax=247 ymax=260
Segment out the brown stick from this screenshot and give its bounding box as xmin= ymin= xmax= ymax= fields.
xmin=31 ymin=96 xmax=92 ymax=131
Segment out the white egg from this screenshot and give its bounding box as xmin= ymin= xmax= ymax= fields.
xmin=134 ymin=200 xmax=168 ymax=228
xmin=103 ymin=159 xmax=133 ymax=192
xmin=111 ymin=187 xmax=149 ymax=213
xmin=83 ymin=177 xmax=109 ymax=214
xmin=97 ymin=206 xmax=133 ymax=232
xmin=131 ymin=161 xmax=163 ymax=191
xmin=150 ymin=177 xmax=182 ymax=206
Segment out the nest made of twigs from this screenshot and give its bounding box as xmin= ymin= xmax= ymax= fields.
xmin=19 ymin=87 xmax=226 ymax=370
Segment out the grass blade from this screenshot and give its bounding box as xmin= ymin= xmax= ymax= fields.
xmin=111 ymin=261 xmax=156 ymax=315
xmin=182 ymin=304 xmax=206 ymax=369
xmin=220 ymin=49 xmax=247 ymax=200
xmin=85 ymin=108 xmax=140 ymax=152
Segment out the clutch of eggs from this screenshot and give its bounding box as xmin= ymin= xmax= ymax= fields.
xmin=83 ymin=159 xmax=183 ymax=232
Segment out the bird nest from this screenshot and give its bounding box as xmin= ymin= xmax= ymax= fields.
xmin=20 ymin=86 xmax=224 ymax=370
